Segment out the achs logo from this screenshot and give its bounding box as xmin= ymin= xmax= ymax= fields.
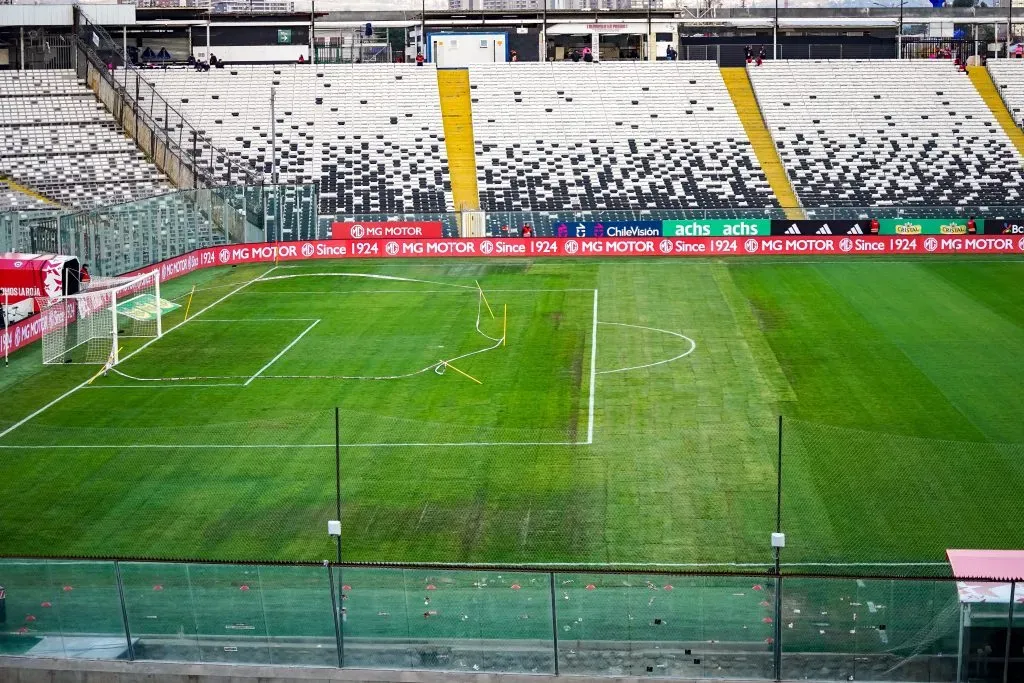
xmin=839 ymin=237 xmax=854 ymax=252
xmin=350 ymin=224 xmax=365 ymax=239
xmin=384 ymin=241 xmax=400 ymax=256
xmin=563 ymin=239 xmax=579 ymax=255
xmin=479 ymin=240 xmax=494 ymax=255
xmin=923 ymin=237 xmax=939 ymax=252
xmin=218 ymin=248 xmax=230 ymax=264
xmin=301 ymin=243 xmax=315 ymax=258
xmin=744 ymin=238 xmax=759 ymax=253
xmin=658 ymin=239 xmax=673 ymax=254
xmin=895 ymin=223 xmax=922 ymax=235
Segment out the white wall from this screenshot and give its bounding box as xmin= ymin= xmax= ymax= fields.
xmin=429 ymin=32 xmax=506 ymax=67
xmin=193 ymin=44 xmax=307 ymax=63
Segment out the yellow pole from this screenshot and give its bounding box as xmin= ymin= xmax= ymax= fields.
xmin=476 ymin=280 xmax=494 ymax=319
xmin=503 ymin=304 xmax=507 ymax=347
xmin=441 ymin=360 xmax=482 ymax=385
xmin=183 ymin=285 xmax=196 ymax=320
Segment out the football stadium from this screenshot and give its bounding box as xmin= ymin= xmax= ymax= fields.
xmin=1 ymin=2 xmax=1024 ymax=681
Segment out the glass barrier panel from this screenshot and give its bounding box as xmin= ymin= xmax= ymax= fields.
xmin=958 ymin=581 xmax=1015 ymax=683
xmin=0 ymin=559 xmax=127 ymax=660
xmin=185 ymin=563 xmax=272 ymax=665
xmin=781 ymin=577 xmax=960 ymax=682
xmin=120 ymin=561 xmax=200 ymax=663
xmin=554 ymin=573 xmax=774 ymax=679
xmin=340 ymin=567 xmax=554 ymax=674
xmin=258 ymin=564 xmax=337 ymax=667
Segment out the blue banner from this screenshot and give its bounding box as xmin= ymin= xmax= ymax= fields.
xmin=553 ymin=221 xmax=662 ymax=238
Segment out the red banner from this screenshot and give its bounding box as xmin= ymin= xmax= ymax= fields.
xmin=6 ymin=235 xmax=1024 ymax=358
xmin=330 ymin=221 xmax=444 ymax=240
xmin=0 ymin=254 xmax=68 ymax=299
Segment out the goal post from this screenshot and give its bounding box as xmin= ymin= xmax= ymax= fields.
xmin=37 ymin=270 xmax=169 ymax=366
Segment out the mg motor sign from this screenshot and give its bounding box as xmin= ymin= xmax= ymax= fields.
xmin=331 ymin=221 xmax=444 ymax=240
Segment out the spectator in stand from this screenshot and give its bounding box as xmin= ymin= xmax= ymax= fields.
xmin=522 ymin=224 xmax=533 ymax=238
xmin=583 ymin=47 xmax=593 ymax=62
xmin=755 ymin=46 xmax=765 ymax=66
xmin=209 ymin=53 xmax=218 ymax=67
xmin=510 ymin=50 xmax=519 ymax=62
xmin=744 ymin=45 xmax=753 ymax=63
xmin=665 ymin=45 xmax=677 ymax=61
xmin=570 ymin=49 xmax=581 ymax=62
xmin=416 ymin=51 xmax=425 ymax=66
xmin=187 ymin=54 xmax=196 ymax=67
xmin=298 ymin=54 xmax=305 ymax=64
xmin=500 ymin=224 xmax=510 ymax=238
xmin=1016 ymin=43 xmax=1023 ymax=58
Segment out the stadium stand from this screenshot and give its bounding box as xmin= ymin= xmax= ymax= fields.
xmin=748 ymin=60 xmax=1024 ymax=211
xmin=988 ymin=60 xmax=1024 ymax=130
xmin=0 ymin=70 xmax=175 ymax=210
xmin=468 ymin=61 xmax=778 ymax=215
xmin=0 ymin=180 xmax=53 ymax=211
xmin=138 ymin=64 xmax=454 ymax=217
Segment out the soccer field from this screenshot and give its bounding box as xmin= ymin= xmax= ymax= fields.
xmin=1 ymin=256 xmax=1023 ymax=570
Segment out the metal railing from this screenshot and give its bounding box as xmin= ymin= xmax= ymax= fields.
xmin=73 ymin=12 xmax=264 ymax=189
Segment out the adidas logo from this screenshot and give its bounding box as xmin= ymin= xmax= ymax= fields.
xmin=785 ymin=224 xmax=800 ymax=235
xmin=847 ymin=224 xmax=864 ymax=235
xmin=816 ymin=224 xmax=833 ymax=235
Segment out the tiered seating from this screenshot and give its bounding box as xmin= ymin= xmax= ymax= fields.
xmin=138 ymin=65 xmax=453 ymax=216
xmin=988 ymin=60 xmax=1024 ymax=129
xmin=0 ymin=71 xmax=175 ymax=210
xmin=469 ymin=62 xmax=777 ymax=214
xmin=0 ymin=181 xmax=51 ymax=211
xmin=749 ymin=60 xmax=1024 ymax=210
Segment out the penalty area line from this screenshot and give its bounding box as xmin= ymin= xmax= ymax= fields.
xmin=244 ymin=319 xmax=321 ymax=387
xmin=0 ymin=440 xmax=590 ymax=449
xmin=0 ymin=265 xmax=280 ymax=443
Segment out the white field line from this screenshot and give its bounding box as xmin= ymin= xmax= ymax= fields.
xmin=84 ymin=383 xmax=246 ymax=389
xmin=596 ymin=322 xmax=696 ymax=375
xmin=234 ymin=288 xmax=597 ymax=295
xmin=356 ymin=560 xmax=951 ymax=569
xmin=189 ymin=318 xmax=320 ymax=323
xmin=244 ymin=319 xmax=321 ymax=387
xmin=0 ymin=266 xmax=279 ymax=443
xmin=586 ymin=289 xmax=598 ymax=445
xmin=0 ymin=440 xmax=587 ymax=449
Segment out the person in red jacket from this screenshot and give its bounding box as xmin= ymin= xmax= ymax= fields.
xmin=869 ymin=218 xmax=880 ymax=234
xmin=522 ymin=224 xmax=533 ymax=238
xmin=966 ymin=216 xmax=977 ymax=234
xmin=416 ymin=51 xmax=425 ymax=66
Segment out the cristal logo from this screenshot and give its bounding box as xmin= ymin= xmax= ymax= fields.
xmin=658 ymin=239 xmax=673 ymax=254
xmin=563 ymin=240 xmax=579 ymax=255
xmin=839 ymin=237 xmax=854 ymax=253
xmin=479 ymin=241 xmax=494 ymax=255
xmin=218 ymin=248 xmax=230 ymax=264
xmin=923 ymin=237 xmax=938 ymax=252
xmin=385 ymin=241 xmax=400 ymax=256
xmin=301 ymin=243 xmax=315 ymax=258
xmin=744 ymin=238 xmax=759 ymax=253
xmin=350 ymin=224 xmax=365 ymax=239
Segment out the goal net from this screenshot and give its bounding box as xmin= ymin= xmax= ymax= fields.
xmin=37 ymin=270 xmax=164 ymax=366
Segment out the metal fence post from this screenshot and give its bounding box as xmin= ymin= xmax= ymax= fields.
xmin=1003 ymin=581 xmax=1015 ymax=683
xmin=549 ymin=571 xmax=559 ymax=675
xmin=327 ymin=563 xmax=344 ymax=668
xmin=113 ymin=560 xmax=135 ymax=661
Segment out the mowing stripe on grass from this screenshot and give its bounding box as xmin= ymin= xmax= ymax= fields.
xmin=0 ymin=265 xmax=279 ymax=442
xmin=243 ymin=319 xmax=321 ymax=387
xmin=587 ymin=289 xmax=598 ymax=445
xmin=0 ymin=440 xmax=587 ymax=448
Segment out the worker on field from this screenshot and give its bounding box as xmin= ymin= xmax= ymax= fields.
xmin=869 ymin=218 xmax=880 ymax=234
xmin=967 ymin=216 xmax=977 ymax=234
xmin=522 ymin=224 xmax=533 ymax=238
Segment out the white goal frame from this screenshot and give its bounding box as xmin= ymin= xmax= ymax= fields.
xmin=39 ymin=270 xmax=163 ymax=366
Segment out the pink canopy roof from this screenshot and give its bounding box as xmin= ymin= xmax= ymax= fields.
xmin=947 ymin=549 xmax=1024 ymax=581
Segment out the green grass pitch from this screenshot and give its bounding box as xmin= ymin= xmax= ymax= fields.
xmin=1 ymin=256 xmax=1024 ymax=570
